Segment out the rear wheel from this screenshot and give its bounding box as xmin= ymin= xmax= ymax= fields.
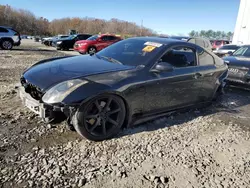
xmin=72 ymin=95 xmax=126 ymax=141
xmin=88 ymin=47 xmax=96 ymax=55
xmin=1 ymin=40 xmax=13 ymax=50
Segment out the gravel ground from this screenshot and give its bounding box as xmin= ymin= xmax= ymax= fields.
xmin=0 ymin=41 xmax=250 ymax=188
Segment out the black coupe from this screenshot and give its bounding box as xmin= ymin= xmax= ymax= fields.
xmin=19 ymin=37 xmax=228 ymax=141
xmin=223 ymin=45 xmax=250 ymax=89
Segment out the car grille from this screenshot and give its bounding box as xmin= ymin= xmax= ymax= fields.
xmin=228 ymin=66 xmax=249 ymax=81
xmin=20 ymin=77 xmax=43 ymax=100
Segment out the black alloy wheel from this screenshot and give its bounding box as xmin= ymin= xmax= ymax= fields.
xmin=72 ymin=95 xmax=126 ymax=141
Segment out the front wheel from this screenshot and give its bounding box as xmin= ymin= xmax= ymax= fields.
xmin=1 ymin=40 xmax=13 ymax=50
xmin=88 ymin=47 xmax=96 ymax=55
xmin=72 ymin=95 xmax=126 ymax=141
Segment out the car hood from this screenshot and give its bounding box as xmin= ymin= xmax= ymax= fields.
xmin=23 ymin=55 xmax=135 ymax=91
xmin=223 ymin=56 xmax=250 ymax=67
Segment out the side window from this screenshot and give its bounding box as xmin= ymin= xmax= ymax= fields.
xmin=107 ymin=36 xmax=117 ymax=41
xmin=78 ymin=35 xmax=89 ymax=40
xmin=0 ymin=27 xmax=9 ymax=33
xmin=160 ymin=46 xmax=197 ymax=68
xmin=101 ymin=36 xmax=108 ymax=41
xmin=198 ymin=50 xmax=214 ymax=66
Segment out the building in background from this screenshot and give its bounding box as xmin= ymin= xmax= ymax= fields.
xmin=233 ymin=0 xmax=250 ymax=44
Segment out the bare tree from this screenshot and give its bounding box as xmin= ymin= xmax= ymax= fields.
xmin=0 ymin=4 xmax=155 ymax=37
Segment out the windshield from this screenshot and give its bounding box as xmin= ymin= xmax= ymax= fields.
xmin=96 ymin=38 xmax=163 ymax=66
xmin=233 ymin=46 xmax=250 ymax=57
xmin=87 ymin=35 xmax=99 ymax=41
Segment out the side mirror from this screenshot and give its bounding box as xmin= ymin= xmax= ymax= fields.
xmin=151 ymin=62 xmax=174 ymax=73
xmin=97 ymin=38 xmax=102 ymax=42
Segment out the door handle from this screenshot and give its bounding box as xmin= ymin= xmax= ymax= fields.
xmin=193 ymin=73 xmax=203 ymax=79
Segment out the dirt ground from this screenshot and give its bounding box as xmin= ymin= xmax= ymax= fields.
xmin=0 ymin=40 xmax=250 ymax=188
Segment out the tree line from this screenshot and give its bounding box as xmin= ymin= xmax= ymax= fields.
xmin=0 ymin=5 xmax=154 ymax=37
xmin=189 ymin=30 xmax=233 ymax=40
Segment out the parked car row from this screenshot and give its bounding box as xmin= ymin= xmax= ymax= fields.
xmin=42 ymin=35 xmax=69 ymax=46
xmin=52 ymin=34 xmax=92 ymax=50
xmin=41 ymin=33 xmax=122 ymax=54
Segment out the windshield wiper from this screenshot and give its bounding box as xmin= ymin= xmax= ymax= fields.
xmin=98 ymin=55 xmax=123 ymax=65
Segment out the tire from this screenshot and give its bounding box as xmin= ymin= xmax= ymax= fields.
xmin=72 ymin=95 xmax=126 ymax=141
xmin=1 ymin=40 xmax=13 ymax=50
xmin=56 ymin=47 xmax=61 ymax=50
xmin=87 ymin=46 xmax=97 ymax=55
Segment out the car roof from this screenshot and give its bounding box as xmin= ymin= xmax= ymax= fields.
xmin=99 ymin=34 xmax=118 ymax=37
xmin=77 ymin=33 xmax=92 ymax=35
xmin=0 ymin=26 xmax=13 ymax=29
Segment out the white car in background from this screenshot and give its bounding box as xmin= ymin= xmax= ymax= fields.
xmin=213 ymin=44 xmax=241 ymax=57
xmin=0 ymin=26 xmax=21 ymax=50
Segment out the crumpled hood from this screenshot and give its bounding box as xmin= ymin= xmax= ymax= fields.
xmin=22 ymin=55 xmax=134 ymax=91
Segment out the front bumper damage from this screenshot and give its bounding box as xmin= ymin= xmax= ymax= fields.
xmin=19 ymin=86 xmax=47 ymax=118
xmin=19 ymin=87 xmax=75 ymax=122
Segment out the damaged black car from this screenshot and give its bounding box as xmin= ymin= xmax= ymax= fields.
xmin=223 ymin=45 xmax=250 ymax=89
xmin=19 ymin=37 xmax=228 ymax=141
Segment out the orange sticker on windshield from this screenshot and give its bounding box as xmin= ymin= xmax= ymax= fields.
xmin=142 ymin=45 xmax=156 ymax=52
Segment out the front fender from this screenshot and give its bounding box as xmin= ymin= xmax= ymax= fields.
xmin=62 ymin=81 xmax=113 ymax=105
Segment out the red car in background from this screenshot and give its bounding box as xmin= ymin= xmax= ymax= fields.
xmin=211 ymin=40 xmax=230 ymax=50
xmin=74 ymin=34 xmax=122 ymax=54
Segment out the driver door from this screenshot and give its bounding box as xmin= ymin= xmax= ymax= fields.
xmin=143 ymin=45 xmax=203 ymax=113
